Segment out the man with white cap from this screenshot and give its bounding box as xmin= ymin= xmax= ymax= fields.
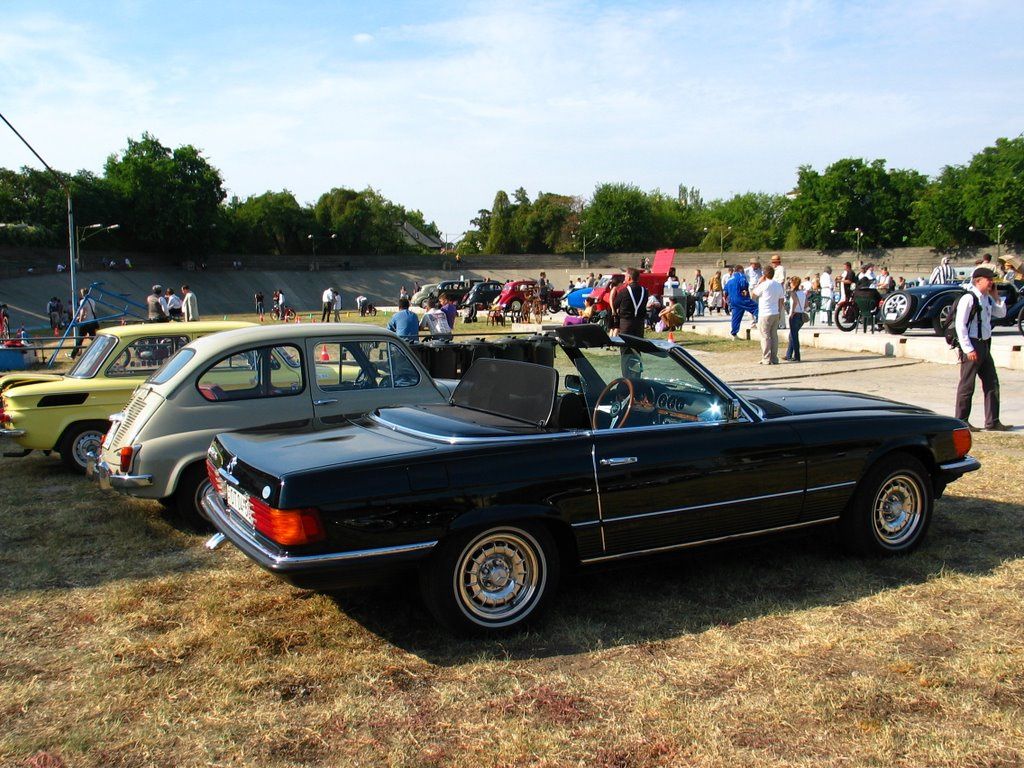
xmin=954 ymin=266 xmax=1012 ymax=431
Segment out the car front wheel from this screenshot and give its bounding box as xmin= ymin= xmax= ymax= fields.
xmin=421 ymin=523 xmax=559 ymax=635
xmin=58 ymin=420 xmax=109 ymax=473
xmin=841 ymin=453 xmax=932 ymax=556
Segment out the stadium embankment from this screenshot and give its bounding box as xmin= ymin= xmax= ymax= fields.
xmin=0 ymin=245 xmax=1011 ymax=329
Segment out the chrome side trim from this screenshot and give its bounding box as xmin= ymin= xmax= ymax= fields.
xmin=0 ymin=428 xmax=27 ymax=437
xmin=580 ymin=517 xmax=840 ymax=564
xmin=201 ymin=489 xmax=437 ymax=570
xmin=572 ymin=480 xmax=856 ymax=529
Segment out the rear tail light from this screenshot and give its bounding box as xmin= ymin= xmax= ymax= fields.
xmin=118 ymin=445 xmax=136 ymax=473
xmin=952 ymin=427 xmax=972 ymax=458
xmin=250 ymin=498 xmax=325 ymax=546
xmin=206 ymin=459 xmax=223 ymax=495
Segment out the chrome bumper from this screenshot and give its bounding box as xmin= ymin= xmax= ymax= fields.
xmin=202 ymin=488 xmax=437 ymax=573
xmin=938 ymin=455 xmax=982 ymax=480
xmin=89 ymin=457 xmax=154 ymax=491
xmin=0 ymin=428 xmax=29 ymax=457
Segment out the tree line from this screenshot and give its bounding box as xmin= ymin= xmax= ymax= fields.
xmin=1 ymin=132 xmax=1020 ymax=264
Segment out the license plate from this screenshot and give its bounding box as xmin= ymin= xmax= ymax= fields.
xmin=884 ymin=311 xmax=897 ymax=321
xmin=225 ymin=484 xmax=254 ymax=527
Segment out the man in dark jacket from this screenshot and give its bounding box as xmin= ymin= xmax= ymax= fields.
xmin=614 ymin=268 xmax=649 ymax=337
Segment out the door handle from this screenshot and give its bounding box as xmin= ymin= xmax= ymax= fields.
xmin=599 ymin=457 xmax=638 ymax=466
xmin=313 ymin=398 xmax=338 ymax=406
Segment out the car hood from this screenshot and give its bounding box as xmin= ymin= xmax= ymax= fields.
xmin=0 ymin=372 xmax=66 ymax=392
xmin=738 ymin=387 xmax=929 ymax=418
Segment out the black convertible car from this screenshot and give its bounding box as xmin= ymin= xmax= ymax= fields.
xmin=880 ymin=280 xmax=1024 ymax=335
xmin=204 ymin=325 xmax=980 ymax=634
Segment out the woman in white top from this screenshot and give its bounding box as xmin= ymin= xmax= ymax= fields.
xmin=785 ymin=276 xmax=807 ymax=362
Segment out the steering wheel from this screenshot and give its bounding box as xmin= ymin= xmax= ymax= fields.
xmin=592 ymin=377 xmax=635 ymax=430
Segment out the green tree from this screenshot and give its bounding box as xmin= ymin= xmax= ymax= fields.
xmin=582 ymin=183 xmax=655 ymax=252
xmin=485 ymin=190 xmax=515 ymax=254
xmin=229 ymin=190 xmax=309 ymax=255
xmin=104 ymin=133 xmax=225 ymax=255
xmin=787 ymin=158 xmax=925 ymax=251
xmin=960 ymin=136 xmax=1024 ymax=246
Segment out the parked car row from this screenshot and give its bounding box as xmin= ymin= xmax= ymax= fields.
xmin=1 ymin=321 xmax=253 ymax=472
xmin=0 ymin=319 xmax=984 ymax=636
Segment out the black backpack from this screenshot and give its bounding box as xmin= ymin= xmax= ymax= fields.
xmin=943 ymin=292 xmax=979 ymax=349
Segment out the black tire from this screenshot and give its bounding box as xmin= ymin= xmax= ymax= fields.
xmin=931 ymin=302 xmax=955 ymax=336
xmin=880 ymin=291 xmax=915 ymax=327
xmin=1018 ymin=309 xmax=1024 ymax=337
xmin=175 ymin=462 xmax=213 ymax=530
xmin=420 ymin=523 xmax=559 ymax=635
xmin=885 ymin=325 xmax=907 ymax=335
xmin=508 ymin=299 xmax=523 ymax=320
xmin=58 ymin=420 xmax=109 ymax=474
xmin=834 ymin=301 xmax=858 ymax=332
xmin=841 ymin=453 xmax=932 ymax=556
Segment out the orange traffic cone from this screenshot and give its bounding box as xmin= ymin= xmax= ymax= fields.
xmin=320 ymin=345 xmax=329 ymax=361
xmin=667 ymin=330 xmax=676 ymax=344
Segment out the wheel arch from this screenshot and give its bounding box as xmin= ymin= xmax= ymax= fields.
xmin=445 ymin=504 xmax=579 ymax=566
xmin=850 ymin=440 xmax=941 ymax=506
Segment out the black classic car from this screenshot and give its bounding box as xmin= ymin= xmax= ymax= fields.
xmin=880 ymin=280 xmax=1024 ymax=335
xmin=203 ymin=324 xmax=980 ymax=634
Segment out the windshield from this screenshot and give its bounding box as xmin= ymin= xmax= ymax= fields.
xmin=551 ymin=329 xmax=744 ymax=429
xmin=66 ymin=334 xmax=118 ymax=378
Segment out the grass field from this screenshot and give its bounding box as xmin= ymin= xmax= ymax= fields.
xmin=1 ymin=326 xmax=1023 ymax=767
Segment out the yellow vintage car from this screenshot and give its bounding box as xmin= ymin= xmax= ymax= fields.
xmin=0 ymin=320 xmax=253 ymax=472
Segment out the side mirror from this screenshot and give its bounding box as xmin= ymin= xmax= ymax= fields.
xmin=730 ymin=399 xmax=743 ymax=420
xmin=564 ymin=374 xmax=583 ymax=394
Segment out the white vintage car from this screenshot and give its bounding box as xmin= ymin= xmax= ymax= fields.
xmin=91 ymin=323 xmax=454 ymax=526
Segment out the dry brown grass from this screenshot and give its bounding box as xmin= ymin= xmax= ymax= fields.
xmin=2 ymin=346 xmax=1023 ymax=767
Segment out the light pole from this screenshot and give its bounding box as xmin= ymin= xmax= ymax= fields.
xmin=969 ymin=224 xmax=1005 ymax=261
xmin=574 ymin=230 xmax=599 ymax=268
xmin=1 ymin=110 xmax=78 ymax=302
xmin=703 ymin=225 xmax=732 ymax=255
xmin=75 ymin=223 xmax=119 ymax=270
xmin=307 ymin=233 xmax=336 ymax=271
xmin=831 ymin=227 xmax=865 ymax=261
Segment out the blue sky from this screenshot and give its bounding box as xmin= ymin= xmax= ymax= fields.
xmin=2 ymin=0 xmax=1022 ymax=236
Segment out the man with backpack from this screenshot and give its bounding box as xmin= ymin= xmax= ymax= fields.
xmin=954 ymin=266 xmax=1012 ymax=432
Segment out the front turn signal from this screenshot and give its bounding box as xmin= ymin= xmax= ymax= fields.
xmin=952 ymin=427 xmax=972 ymax=458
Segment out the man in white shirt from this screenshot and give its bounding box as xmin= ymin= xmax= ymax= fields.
xmin=751 ymin=266 xmax=785 ymax=365
xmin=819 ymin=267 xmax=834 ymax=325
xmin=181 ymin=284 xmax=199 ymax=321
xmin=770 ymin=255 xmax=787 ymax=328
xmin=321 ymin=286 xmax=334 ymax=322
xmin=954 ymin=266 xmax=1011 ymax=431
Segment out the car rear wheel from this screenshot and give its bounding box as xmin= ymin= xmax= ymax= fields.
xmin=58 ymin=420 xmax=109 ymax=474
xmin=176 ymin=462 xmax=213 ymax=530
xmin=1019 ymin=309 xmax=1024 ymax=337
xmin=421 ymin=523 xmax=558 ymax=635
xmin=841 ymin=453 xmax=932 ymax=556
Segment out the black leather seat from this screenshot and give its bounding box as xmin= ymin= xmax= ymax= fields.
xmin=551 ymin=392 xmax=590 ymax=429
